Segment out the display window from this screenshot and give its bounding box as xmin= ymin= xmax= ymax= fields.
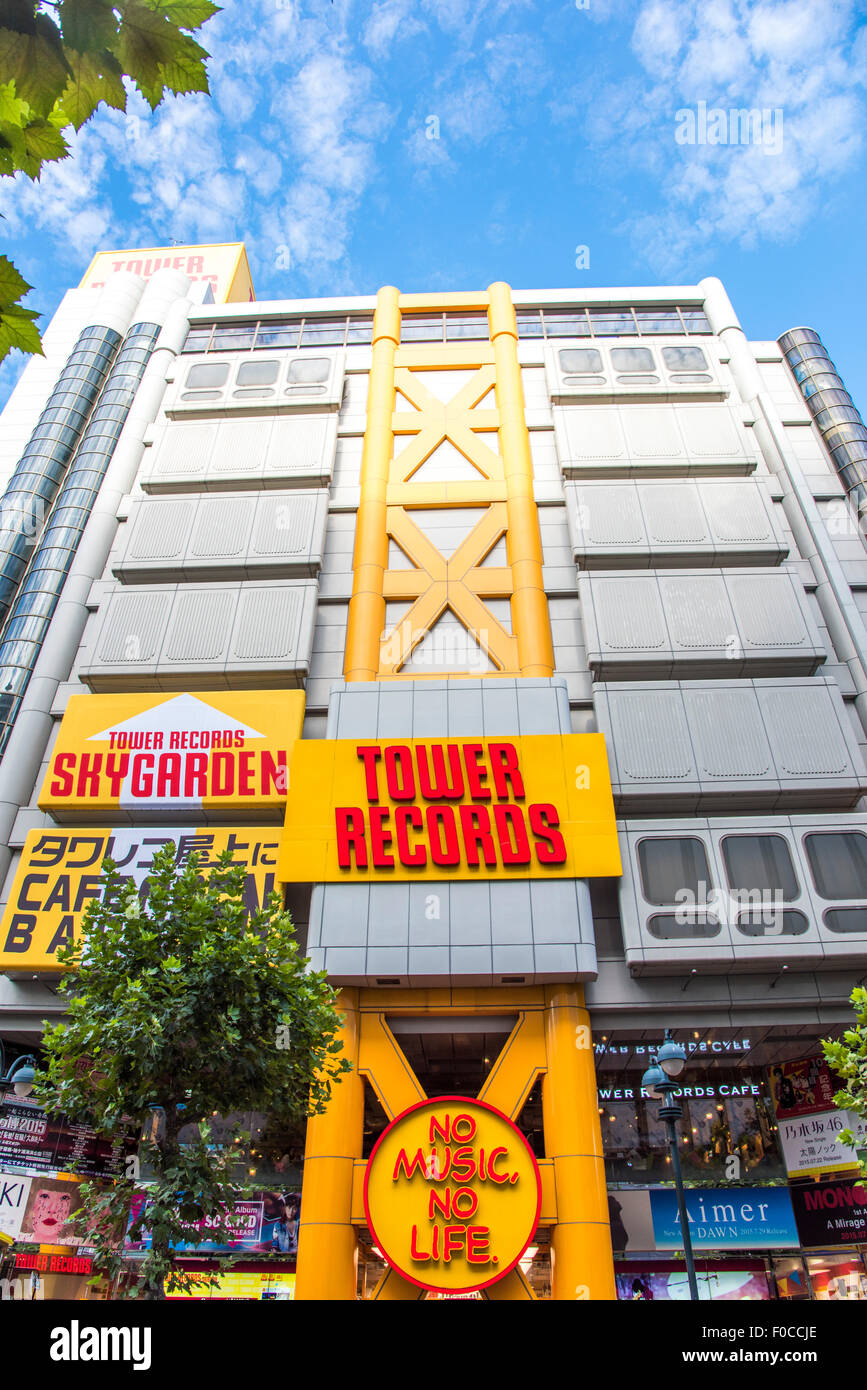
xmin=614 ymin=1259 xmax=773 ymax=1301
xmin=806 ymin=1252 xmax=867 ymax=1300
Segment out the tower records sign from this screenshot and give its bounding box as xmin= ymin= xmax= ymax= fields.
xmin=363 ymin=1098 xmax=541 ymax=1295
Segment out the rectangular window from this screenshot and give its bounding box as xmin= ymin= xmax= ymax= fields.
xmin=401 ymin=314 xmax=445 ymax=343
xmin=346 ymin=317 xmax=374 ymax=344
xmin=611 ymin=346 xmax=656 ymax=372
xmin=559 ymin=348 xmax=603 ymax=373
xmin=445 ymin=313 xmax=489 ymax=340
xmin=543 ymin=310 xmax=590 ymax=338
xmin=516 ymin=311 xmax=544 ymax=338
xmin=287 ymin=357 xmax=330 ymax=384
xmin=634 ymin=309 xmax=682 ymax=334
xmin=805 ymin=832 xmax=867 ymax=899
xmin=637 ymin=837 xmax=711 ymax=905
xmin=186 ymin=362 xmax=229 ymax=389
xmin=211 ymin=325 xmax=256 ymax=352
xmin=254 ymin=323 xmax=300 ymax=350
xmin=721 ymin=835 xmax=799 ymax=900
xmin=299 ymin=319 xmax=346 ymax=346
xmin=590 ymin=310 xmax=637 ymax=336
xmin=237 ymin=360 xmax=280 ymax=386
xmin=182 ymin=326 xmax=212 ymax=353
xmin=680 ymin=308 xmax=712 ymax=334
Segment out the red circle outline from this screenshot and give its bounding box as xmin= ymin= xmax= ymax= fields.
xmin=363 ymin=1094 xmax=542 ymax=1296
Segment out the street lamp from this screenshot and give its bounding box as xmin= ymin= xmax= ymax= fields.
xmin=641 ymin=1029 xmax=699 ymax=1301
xmin=0 ymin=1039 xmax=38 ymax=1097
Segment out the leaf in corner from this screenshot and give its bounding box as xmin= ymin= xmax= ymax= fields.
xmin=0 ymin=80 xmax=28 ymax=128
xmin=20 ymin=117 xmax=69 ymax=172
xmin=0 ymin=26 xmax=70 ymax=117
xmin=0 ymin=255 xmax=31 ymax=305
xmin=60 ymin=0 xmax=121 ymax=55
xmin=114 ymin=4 xmax=184 ymax=109
xmin=0 ymin=303 xmax=43 ymax=361
xmin=142 ymin=1 xmax=222 ymax=28
xmin=59 ymin=50 xmax=127 ymax=130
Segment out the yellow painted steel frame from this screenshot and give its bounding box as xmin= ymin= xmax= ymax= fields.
xmin=294 ymin=985 xmax=616 ymax=1301
xmin=344 ymin=284 xmax=554 ymax=681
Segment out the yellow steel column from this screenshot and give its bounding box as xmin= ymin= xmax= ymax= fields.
xmin=487 ymin=281 xmax=555 ymax=677
xmin=542 ymin=984 xmax=616 ymax=1300
xmin=344 ymin=285 xmax=401 ymax=682
xmin=295 ymin=989 xmax=364 ymax=1300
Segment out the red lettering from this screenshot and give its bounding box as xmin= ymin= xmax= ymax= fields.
xmin=452 ymin=1187 xmax=478 ymax=1220
xmin=429 ymin=1116 xmax=451 ymax=1144
xmin=489 ymin=742 xmax=525 ymax=800
xmin=238 ymin=750 xmax=255 ymax=797
xmin=529 ymin=803 xmax=567 ymax=864
xmin=459 ymin=804 xmax=497 ymax=867
xmin=369 ymin=806 xmax=394 ymax=868
xmin=261 ymin=750 xmax=287 ymax=795
xmin=467 ymin=1226 xmax=491 ymax=1264
xmin=131 ymin=754 xmax=153 ymax=798
xmin=452 ymin=1114 xmax=476 ymax=1140
xmin=462 ymin=743 xmax=491 ymax=800
xmin=417 ymin=744 xmax=465 ymax=800
xmin=410 ymin=1225 xmax=430 ymax=1262
xmin=104 ymin=752 xmax=129 ymax=798
xmin=184 ymin=751 xmax=208 ymax=798
xmin=493 ymin=804 xmax=531 ymax=865
xmin=426 ymin=806 xmax=461 ymax=866
xmin=384 ymin=745 xmax=415 ymax=800
xmin=393 ymin=1147 xmax=428 ymax=1180
xmin=395 ymin=806 xmax=426 ymax=866
xmin=335 ymin=808 xmax=368 ymax=868
xmin=211 ymin=750 xmax=233 ymax=796
xmin=442 ymin=1226 xmax=466 ymax=1263
xmin=49 ymin=752 xmax=75 ymax=797
xmin=356 ymin=745 xmax=382 ymax=801
xmin=429 ymin=1189 xmax=450 ymax=1220
xmin=156 ymin=752 xmax=182 ymax=798
xmin=488 ymin=1148 xmax=509 ymax=1183
xmin=76 ymin=752 xmax=102 ymax=798
xmin=451 ymin=1145 xmax=476 ymax=1181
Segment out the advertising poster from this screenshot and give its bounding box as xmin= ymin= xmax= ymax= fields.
xmin=16 ymin=1175 xmax=83 ymax=1247
xmin=79 ymin=243 xmax=255 ymax=303
xmin=38 ymin=690 xmax=302 ymax=822
xmin=0 ymin=824 xmax=281 ymax=972
xmin=778 ymin=1109 xmax=867 ymax=1178
xmin=768 ymin=1056 xmax=837 ymax=1120
xmin=649 ymin=1186 xmax=799 ymax=1249
xmin=790 ymin=1178 xmax=867 ymax=1248
xmin=616 ymin=1268 xmax=772 ymax=1301
xmin=0 ymin=1172 xmax=33 ymax=1242
xmin=0 ymin=1097 xmax=135 ymax=1178
xmin=125 ymin=1190 xmax=301 ymax=1256
xmin=166 ymin=1271 xmax=296 ymax=1300
xmin=607 ymin=1190 xmax=654 ymax=1252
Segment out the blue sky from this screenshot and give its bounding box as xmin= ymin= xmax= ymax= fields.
xmin=3 ymin=0 xmax=866 ymax=406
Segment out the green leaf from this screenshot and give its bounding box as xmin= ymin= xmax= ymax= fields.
xmin=114 ymin=3 xmax=185 ymax=108
xmin=143 ymin=0 xmax=221 ymax=28
xmin=19 ymin=116 xmax=69 ymax=171
xmin=0 ymin=78 xmax=28 ymax=126
xmin=0 ymin=303 xmax=43 ymax=359
xmin=0 ymin=25 xmax=70 ymax=117
xmin=59 ymin=0 xmax=121 ymax=55
xmin=0 ymin=253 xmax=31 ymax=303
xmin=58 ymin=48 xmax=127 ymax=129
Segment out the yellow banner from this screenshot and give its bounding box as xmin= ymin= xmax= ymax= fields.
xmin=0 ymin=826 xmax=281 ymax=972
xmin=79 ymin=242 xmax=254 ymax=303
xmin=39 ymin=691 xmax=303 ymax=822
xmin=279 ymin=733 xmax=621 ymax=883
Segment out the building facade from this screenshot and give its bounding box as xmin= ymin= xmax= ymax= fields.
xmin=1 ymin=250 xmax=867 ymax=1301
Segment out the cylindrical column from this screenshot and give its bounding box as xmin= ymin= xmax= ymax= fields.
xmin=487 ymin=281 xmax=554 ymax=676
xmin=295 ymin=989 xmax=364 ymax=1300
xmin=343 ymin=286 xmax=400 ymax=682
xmin=542 ymin=984 xmax=615 ymax=1300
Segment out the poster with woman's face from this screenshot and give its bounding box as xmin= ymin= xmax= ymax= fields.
xmin=17 ymin=1176 xmax=82 ymax=1246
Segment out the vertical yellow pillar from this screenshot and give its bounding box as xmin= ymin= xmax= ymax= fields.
xmin=487 ymin=281 xmax=554 ymax=677
xmin=542 ymin=984 xmax=616 ymax=1300
xmin=294 ymin=989 xmax=364 ymax=1300
xmin=344 ymin=285 xmax=401 ymax=682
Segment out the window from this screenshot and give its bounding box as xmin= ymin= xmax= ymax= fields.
xmin=616 ymin=375 xmax=659 ymax=385
xmin=559 ymin=348 xmax=603 ymax=374
xmin=182 ymin=326 xmax=212 ymax=353
xmin=590 ymin=311 xmax=636 ymax=336
xmin=185 ymin=362 xmax=229 ymax=389
xmin=287 ymin=357 xmax=330 ymax=384
xmin=211 ymin=324 xmax=255 ymax=351
xmin=445 ymin=314 xmax=489 ymax=340
xmin=721 ymin=835 xmax=799 ymax=900
xmin=347 ymin=317 xmax=374 ymax=344
xmin=635 ymin=309 xmax=681 ymax=334
xmin=255 ymin=324 xmax=300 ymax=350
xmin=543 ymin=310 xmax=590 ymax=338
xmin=647 ymin=914 xmax=720 ymax=938
xmin=401 ymin=314 xmax=444 ymax=343
xmin=680 ymin=309 xmax=712 ymax=334
xmin=663 ymin=346 xmax=708 ymax=371
xmin=516 ymin=311 xmax=544 ymax=338
xmin=805 ymin=832 xmax=867 ymax=899
xmin=736 ymin=910 xmax=808 ymax=937
xmin=611 ymin=347 xmax=655 ymax=372
xmin=823 ymin=908 xmax=867 ymax=933
xmin=637 ymin=837 xmax=711 ymax=905
xmin=299 ymin=319 xmax=346 ymax=346
xmin=237 ymin=360 xmax=280 ymax=386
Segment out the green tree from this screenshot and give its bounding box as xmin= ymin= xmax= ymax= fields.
xmin=0 ymin=0 xmax=220 ymax=363
xmin=35 ymin=844 xmax=350 ymax=1299
xmin=822 ymin=986 xmax=867 ymax=1176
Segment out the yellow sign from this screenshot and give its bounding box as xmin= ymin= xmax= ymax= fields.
xmin=364 ymin=1098 xmax=541 ymax=1295
xmin=279 ymin=732 xmax=621 ymax=882
xmin=0 ymin=826 xmax=281 ymax=972
xmin=167 ymin=1271 xmax=295 ymax=1300
xmin=39 ymin=691 xmax=303 ymax=822
xmin=79 ymin=242 xmax=254 ymax=303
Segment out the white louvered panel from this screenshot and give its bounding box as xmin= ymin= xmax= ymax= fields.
xmin=612 ymin=691 xmax=694 ymax=780
xmin=190 ymin=497 xmax=254 ymax=558
xmin=97 ymin=591 xmax=170 ymax=663
xmin=154 ymin=422 xmax=215 ymax=476
xmin=727 ymin=573 xmax=807 ymax=647
xmin=232 ymin=587 xmax=302 ymax=660
xmin=704 ymin=483 xmax=772 ymax=541
xmin=761 ymin=687 xmax=850 ymax=775
xmin=583 ymin=486 xmax=644 ymax=545
xmin=267 ymin=416 xmax=331 ymax=475
xmin=210 ymin=417 xmax=270 ymax=475
xmin=686 ymin=689 xmax=772 ymax=777
xmin=163 ymin=590 xmax=234 ymax=662
xmin=640 ymin=484 xmax=707 ymax=544
xmin=595 ymin=578 xmax=666 ymax=649
xmin=662 ymin=575 xmax=731 ymax=648
xmin=563 ymin=407 xmax=626 ymax=459
xmin=677 ymin=405 xmax=742 ymax=457
xmin=251 ymin=494 xmax=316 ymax=556
xmin=128 ymin=500 xmax=194 ymax=560
xmin=622 ymin=407 xmax=682 ymax=459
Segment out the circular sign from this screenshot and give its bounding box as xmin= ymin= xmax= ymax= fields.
xmin=364 ymin=1096 xmax=541 ymax=1295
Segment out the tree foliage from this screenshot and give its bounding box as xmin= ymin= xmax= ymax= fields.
xmin=34 ymin=844 xmax=351 ymax=1298
xmin=0 ymin=0 xmax=220 ymax=363
xmin=822 ymin=986 xmax=867 ymax=1174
